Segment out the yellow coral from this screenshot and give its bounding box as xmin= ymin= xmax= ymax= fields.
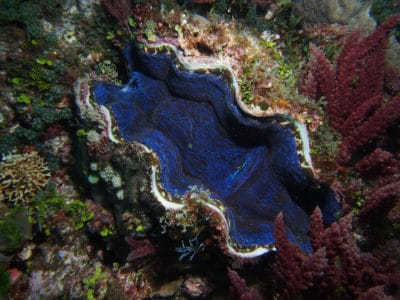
xmin=0 ymin=151 xmax=50 ymax=205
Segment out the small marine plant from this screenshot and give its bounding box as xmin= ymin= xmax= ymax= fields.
xmin=31 ymin=189 xmax=95 ymax=234
xmin=83 ymin=266 xmax=106 ymax=300
xmin=30 ymin=189 xmax=65 ymax=236
xmin=65 ymin=200 xmax=95 ymax=230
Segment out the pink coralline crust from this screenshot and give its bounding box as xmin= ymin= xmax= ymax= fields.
xmin=112 ymin=267 xmax=152 ymax=298
xmin=86 ymin=200 xmax=115 ymax=235
xmin=8 ymin=268 xmax=22 ymax=285
xmin=301 ymin=15 xmax=400 ymax=164
xmin=125 ymin=238 xmax=155 ymax=262
xmin=272 ymin=208 xmax=400 ymax=298
xmin=87 ymin=136 xmax=114 ymax=162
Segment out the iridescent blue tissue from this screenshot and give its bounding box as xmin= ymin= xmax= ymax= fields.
xmin=93 ymin=45 xmax=339 ymax=253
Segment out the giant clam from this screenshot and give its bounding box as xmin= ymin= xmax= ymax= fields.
xmin=75 ymin=44 xmax=339 ymax=258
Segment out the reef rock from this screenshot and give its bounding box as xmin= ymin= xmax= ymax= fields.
xmin=293 ymin=0 xmax=376 ymax=35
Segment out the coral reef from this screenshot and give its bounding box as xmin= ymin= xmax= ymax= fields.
xmin=0 ymin=0 xmax=399 ymax=298
xmin=0 ymin=151 xmax=50 ymax=205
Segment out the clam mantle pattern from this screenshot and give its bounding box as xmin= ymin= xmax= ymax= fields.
xmin=91 ymin=45 xmax=339 ymax=258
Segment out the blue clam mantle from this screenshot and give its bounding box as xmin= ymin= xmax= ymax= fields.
xmin=93 ymin=45 xmax=339 ymax=257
